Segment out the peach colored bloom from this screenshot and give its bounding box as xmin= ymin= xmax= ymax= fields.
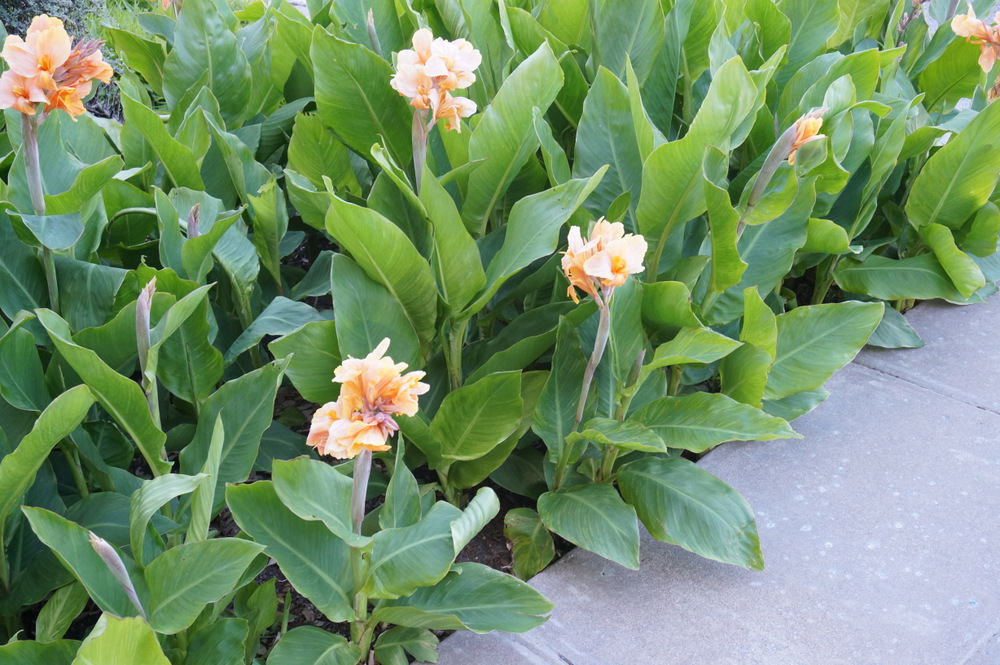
xmin=562 ymin=218 xmax=647 ymax=305
xmin=787 ymin=110 xmax=825 ymax=165
xmin=952 ymin=5 xmax=1000 ymax=72
xmin=430 ymin=89 xmax=477 ymax=132
xmin=306 ymin=339 xmax=429 ymax=460
xmin=2 ymin=15 xmax=72 ymax=90
xmin=391 ymin=28 xmax=480 ymax=132
xmin=0 ymin=70 xmax=47 ymax=114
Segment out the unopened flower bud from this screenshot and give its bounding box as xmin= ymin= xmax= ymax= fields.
xmin=187 ymin=204 xmax=200 ymax=239
xmin=136 ymin=277 xmax=156 ymax=375
xmin=88 ymin=532 xmax=146 ymax=619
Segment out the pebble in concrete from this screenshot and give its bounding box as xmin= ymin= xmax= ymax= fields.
xmin=427 ymin=297 xmax=1000 ymax=665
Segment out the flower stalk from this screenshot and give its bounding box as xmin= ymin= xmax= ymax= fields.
xmin=21 ymin=112 xmax=60 ymax=315
xmin=136 ymin=278 xmax=160 ymax=428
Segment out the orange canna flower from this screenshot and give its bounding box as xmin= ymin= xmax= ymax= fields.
xmin=0 ymin=15 xmax=113 ymax=119
xmin=952 ymin=5 xmax=1000 ymax=72
xmin=306 ymin=339 xmax=429 ymax=460
xmin=391 ymin=28 xmax=480 ymax=132
xmin=562 ymin=218 xmax=647 ymax=306
xmin=0 ymin=70 xmax=48 ymax=114
xmin=787 ymin=110 xmax=825 ymax=165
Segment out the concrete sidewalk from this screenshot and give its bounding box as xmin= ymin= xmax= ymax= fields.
xmin=429 ymin=296 xmax=1000 ymax=665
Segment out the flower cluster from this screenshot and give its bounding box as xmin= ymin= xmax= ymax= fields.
xmin=0 ymin=15 xmax=113 ymax=119
xmin=562 ymin=219 xmax=647 ymax=306
xmin=787 ymin=110 xmax=825 ymax=166
xmin=952 ymin=5 xmax=1000 ymax=72
xmin=390 ymin=28 xmax=481 ymax=132
xmin=307 ymin=339 xmax=429 ymax=459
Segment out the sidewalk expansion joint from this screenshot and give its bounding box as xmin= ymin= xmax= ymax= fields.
xmin=853 ymin=360 xmax=1000 ymax=418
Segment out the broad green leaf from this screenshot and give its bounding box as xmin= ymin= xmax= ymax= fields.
xmin=36 ymin=310 xmax=170 ymax=476
xmin=325 ymin=196 xmax=437 ymax=346
xmin=35 ymin=582 xmax=90 ymax=642
xmin=534 ymin=108 xmax=571 ymax=186
xmin=504 ymin=507 xmax=555 ymax=580
xmin=641 ymin=281 xmax=702 ymax=330
xmin=179 ymin=360 xmax=287 ymax=507
xmin=740 ymin=286 xmax=777 ymax=359
xmin=568 ymin=418 xmax=668 ymax=453
xmin=374 ymin=627 xmax=438 ymax=665
xmin=156 ymin=295 xmax=223 ymax=407
xmin=185 ymin=618 xmax=249 ymax=665
xmin=834 ymin=252 xmax=967 ymax=303
xmin=0 ymin=639 xmax=78 ymax=665
xmin=381 ymin=442 xmax=422 ymax=530
xmin=163 ymin=0 xmax=252 ymax=127
xmin=779 ymin=0 xmax=839 ymax=80
xmin=10 ymin=213 xmax=84 ymax=251
xmin=464 ymin=43 xmax=564 ymax=235
xmin=227 ymin=482 xmax=355 ymax=622
xmin=23 ymin=508 xmax=137 ymax=618
xmin=905 ymin=99 xmax=1000 ymax=231
xmin=0 ymin=326 xmax=49 ymax=410
xmin=225 ymin=297 xmax=323 ymax=364
xmin=618 ymin=457 xmax=763 ymax=569
xmin=73 ymin=615 xmax=170 ymax=665
xmin=764 ymin=301 xmax=884 ymax=400
xmin=329 ymin=255 xmax=422 ymax=370
xmin=0 ymin=211 xmax=46 ymax=325
xmin=420 ymin=165 xmax=486 ymax=313
xmin=104 ymin=27 xmax=166 ymax=95
xmin=266 ymin=626 xmax=362 ymax=665
xmin=450 ymin=487 xmax=500 ymax=555
xmin=573 ymin=67 xmax=643 ymax=229
xmin=73 ymin=301 xmax=138 ymax=376
xmin=120 ymin=90 xmax=204 ymax=190
xmin=364 ymin=502 xmax=457 ymax=599
xmin=272 ymin=457 xmax=370 ymax=548
xmin=590 ymin=0 xmax=664 ymax=84
xmin=129 ymin=473 xmax=206 ymax=567
xmin=802 ymin=217 xmax=853 ymax=254
xmin=188 ymin=416 xmax=225 ymax=545
xmin=720 ymin=343 xmax=774 ymax=408
xmin=538 ymin=484 xmax=640 ymax=569
xmin=373 ymin=562 xmax=553 ymax=633
xmin=961 ymin=201 xmax=1000 ymax=257
xmin=631 ymin=392 xmax=799 ymax=452
xmin=287 ymin=113 xmax=360 ymax=196
xmin=705 ymin=171 xmax=746 ymax=292
xmin=426 ymin=372 xmax=523 ymax=468
xmin=532 ymin=319 xmax=587 ymax=466
xmin=247 ymin=177 xmax=291 ymax=288
xmin=290 ymin=250 xmax=335 ymax=302
xmin=867 ymin=306 xmax=924 ymax=349
xmin=917 ymin=36 xmax=981 ymax=112
xmin=470 ymin=169 xmax=606 ymax=315
xmin=920 ymin=224 xmax=986 ymax=298
xmin=145 ymin=539 xmax=265 ymax=634
xmin=641 ymin=327 xmax=741 ymax=380
xmin=269 ymin=320 xmax=342 ymax=404
xmin=311 ymin=27 xmax=412 ymax=164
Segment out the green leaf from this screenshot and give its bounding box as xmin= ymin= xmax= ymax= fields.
xmin=145 ymin=539 xmax=265 ymax=634
xmin=35 ymin=582 xmax=90 ymax=642
xmin=73 ymin=615 xmax=170 ymax=665
xmin=185 ymin=618 xmax=249 ymax=665
xmin=532 ymin=319 xmax=587 ymax=466
xmin=36 ymin=310 xmax=170 ymax=476
xmin=163 ymin=0 xmax=252 ymax=127
xmin=227 ymin=482 xmax=355 ymax=622
xmin=917 ymin=35 xmax=981 ymax=112
xmin=156 ymin=295 xmax=223 ymax=407
xmin=287 ymin=113 xmax=360 ymax=196
xmin=630 ymin=392 xmax=799 ymax=452
xmin=568 ymin=418 xmax=667 ymax=453
xmin=188 ymin=416 xmax=225 ymax=545
xmin=119 ymin=90 xmax=204 ymax=191
xmin=719 ymin=343 xmax=773 ymax=408
xmin=420 ymin=166 xmax=486 ymax=313
xmin=272 ymin=457 xmax=370 ymax=548
xmin=464 ymin=43 xmax=564 ymax=235
xmin=0 ymin=640 xmax=78 ymax=665
xmin=450 ymin=487 xmax=500 ymax=556
xmin=573 ymin=67 xmax=643 ymax=229
xmin=329 ymin=255 xmax=423 ymax=370
xmin=641 ymin=327 xmax=741 ymax=381
xmin=504 ymin=507 xmax=555 ymax=580
xmin=129 ymin=473 xmax=205 ymax=567
xmin=471 ymin=170 xmax=606 ymax=315
xmin=780 ymin=0 xmax=839 ymax=78
xmin=641 ymin=281 xmax=702 ymax=330
xmin=364 ymin=502 xmax=457 ymax=600
xmin=590 ymin=0 xmax=664 ymax=84
xmin=373 ymin=562 xmax=553 ymax=633
xmin=538 ymin=484 xmax=639 ymax=569
xmin=23 ymin=508 xmax=137 ymax=618
xmin=802 ymin=217 xmax=853 ymax=254
xmin=225 ymin=297 xmax=323 ymax=364
xmin=381 ymin=442 xmax=422 ymax=530
xmin=53 ymin=259 xmax=128 ymax=333
xmin=325 ymin=196 xmax=437 ymax=346
xmin=0 ymin=326 xmax=49 ymax=410
xmin=905 ymin=99 xmax=1000 ymax=231
xmin=374 ymin=627 xmax=438 ymax=665
xmin=961 ymin=201 xmax=1000 ymax=257
xmin=764 ymin=301 xmax=885 ymax=400
xmin=832 ymin=254 xmax=968 ymax=301
xmin=104 ymin=27 xmax=167 ymax=95
xmin=425 ymin=372 xmax=523 ymax=468
xmin=867 ymin=305 xmax=924 ymax=349
xmin=266 ymin=626 xmax=362 ymax=665
xmin=311 ymin=27 xmax=412 ymax=165
xmin=919 ymin=224 xmax=986 ymax=298
xmin=705 ymin=171 xmax=747 ymax=292
xmin=618 ymin=457 xmax=763 ymax=570
xmin=269 ymin=320 xmax=342 ymax=404
xmin=247 ymin=177 xmax=291 ymax=288
xmin=10 ymin=213 xmax=84 ymax=251
xmin=179 ymin=360 xmax=287 ymax=507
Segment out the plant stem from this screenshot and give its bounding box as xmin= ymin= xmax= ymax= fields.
xmin=573 ymin=302 xmax=612 ymax=431
xmin=350 ymin=450 xmax=372 ymax=646
xmin=412 ymin=110 xmax=428 ymax=194
xmin=60 ymin=443 xmax=89 ymax=498
xmin=21 ymin=113 xmax=60 ymax=315
xmin=437 ymin=465 xmax=462 ymax=507
xmin=445 ymin=318 xmax=470 ymax=392
xmin=668 ymin=365 xmax=683 ymax=397
xmin=598 ymin=445 xmax=619 ymax=483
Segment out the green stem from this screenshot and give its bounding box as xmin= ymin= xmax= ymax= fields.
xmin=281 ymin=588 xmax=291 ymax=636
xmin=445 ymin=318 xmax=470 ymax=392
xmin=598 ymin=445 xmax=619 ymax=483
xmin=350 ymin=450 xmax=372 ymax=645
xmin=412 ymin=110 xmax=428 ymax=194
xmin=437 ymin=466 xmax=462 ymax=507
xmin=668 ymin=365 xmax=683 ymax=397
xmin=108 ymin=207 xmax=158 ymax=225
xmin=59 ymin=443 xmax=89 ymax=498
xmin=22 ymin=113 xmax=60 ymax=315
xmin=680 ymin=52 xmax=694 ymax=128
xmin=42 ymin=247 xmax=60 ymax=315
